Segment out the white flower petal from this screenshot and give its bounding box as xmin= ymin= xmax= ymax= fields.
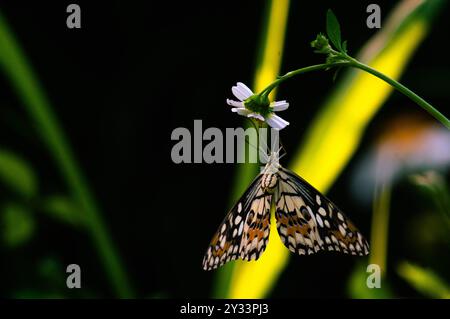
xmin=232 ymin=108 xmax=252 ymax=116
xmin=236 ymin=82 xmax=253 ymax=97
xmin=247 ymin=113 xmax=265 ymax=121
xmin=232 ymin=82 xmax=253 ymax=101
xmin=270 ymin=100 xmax=289 ymax=112
xmin=265 ymin=114 xmax=289 ymax=130
xmin=226 ymin=99 xmax=244 ymax=107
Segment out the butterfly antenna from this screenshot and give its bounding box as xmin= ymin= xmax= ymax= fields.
xmin=275 ymin=138 xmax=288 ymax=162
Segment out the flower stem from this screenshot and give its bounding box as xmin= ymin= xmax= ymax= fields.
xmin=346 ymin=57 xmax=450 ymax=129
xmin=258 ymin=58 xmax=450 ymax=129
xmin=259 ymin=62 xmax=349 ymax=97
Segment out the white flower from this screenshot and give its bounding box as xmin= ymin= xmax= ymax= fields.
xmin=226 ymin=82 xmax=290 ymax=130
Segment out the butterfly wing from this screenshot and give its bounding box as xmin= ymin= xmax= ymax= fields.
xmin=275 ymin=166 xmax=369 ymax=256
xmin=202 ymin=175 xmax=273 ymax=270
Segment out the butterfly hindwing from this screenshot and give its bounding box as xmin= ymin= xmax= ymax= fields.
xmin=239 ymin=188 xmax=272 ymax=261
xmin=202 ymin=175 xmax=272 ymax=270
xmin=275 ymin=166 xmax=369 ymax=256
xmin=274 ymin=169 xmax=324 ymax=255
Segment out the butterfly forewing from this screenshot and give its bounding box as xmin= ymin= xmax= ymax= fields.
xmin=202 ymin=175 xmax=272 ymax=270
xmin=275 ymin=167 xmax=369 ymax=256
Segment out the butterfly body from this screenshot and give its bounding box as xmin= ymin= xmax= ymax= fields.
xmin=260 ymin=173 xmax=278 ymax=192
xmin=202 ymin=152 xmax=369 ymax=271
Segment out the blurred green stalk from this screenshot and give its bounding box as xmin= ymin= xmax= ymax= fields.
xmin=398 ymin=261 xmax=450 ymax=298
xmin=213 ymin=0 xmax=290 ymax=297
xmin=0 ymin=12 xmax=134 ymax=298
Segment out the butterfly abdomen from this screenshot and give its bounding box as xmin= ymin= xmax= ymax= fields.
xmin=261 ymin=173 xmax=278 ymax=193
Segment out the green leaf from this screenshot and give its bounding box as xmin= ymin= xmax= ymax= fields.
xmin=332 ymin=67 xmax=343 ymax=82
xmin=2 ymin=202 xmax=35 ymax=247
xmin=326 ymin=9 xmax=342 ymax=50
xmin=310 ymin=33 xmax=331 ymax=54
xmin=342 ymin=40 xmax=348 ymax=53
xmin=0 ymin=149 xmax=37 ymax=198
xmin=41 ymin=195 xmax=84 ymax=227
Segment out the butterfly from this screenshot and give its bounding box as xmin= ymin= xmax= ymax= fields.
xmin=202 ymin=150 xmax=369 ymax=270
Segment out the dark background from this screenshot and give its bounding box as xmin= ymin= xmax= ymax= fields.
xmin=0 ymin=1 xmax=448 ymax=298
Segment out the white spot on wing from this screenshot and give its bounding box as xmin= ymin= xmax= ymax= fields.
xmin=288 ymin=236 xmax=296 ymax=247
xmin=316 ymin=214 xmax=324 ymax=227
xmin=238 ymin=222 xmax=244 ymax=236
xmin=295 ymin=232 xmax=305 ymax=245
xmin=318 ymin=207 xmax=327 ymax=216
xmin=339 ymin=225 xmax=346 ymax=237
xmin=331 ymin=235 xmax=338 ymax=244
xmin=257 ymin=239 xmax=264 ymax=251
xmin=304 ymin=238 xmax=313 ymax=248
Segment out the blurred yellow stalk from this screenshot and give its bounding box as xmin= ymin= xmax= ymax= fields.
xmin=226 ymin=0 xmax=438 ymax=298
xmin=370 ymin=182 xmax=392 ymax=276
xmin=215 ymin=0 xmax=290 ymax=298
xmin=253 ymin=0 xmax=290 ymax=97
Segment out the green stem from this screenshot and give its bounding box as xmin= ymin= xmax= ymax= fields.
xmin=347 ymin=57 xmax=450 ymax=129
xmin=260 ymin=62 xmax=349 ymax=97
xmin=258 ymin=58 xmax=450 ymax=129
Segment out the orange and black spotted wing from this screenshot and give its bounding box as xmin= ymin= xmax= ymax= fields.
xmin=202 ymin=175 xmax=272 ymax=270
xmin=274 ymin=166 xmax=369 ymax=256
